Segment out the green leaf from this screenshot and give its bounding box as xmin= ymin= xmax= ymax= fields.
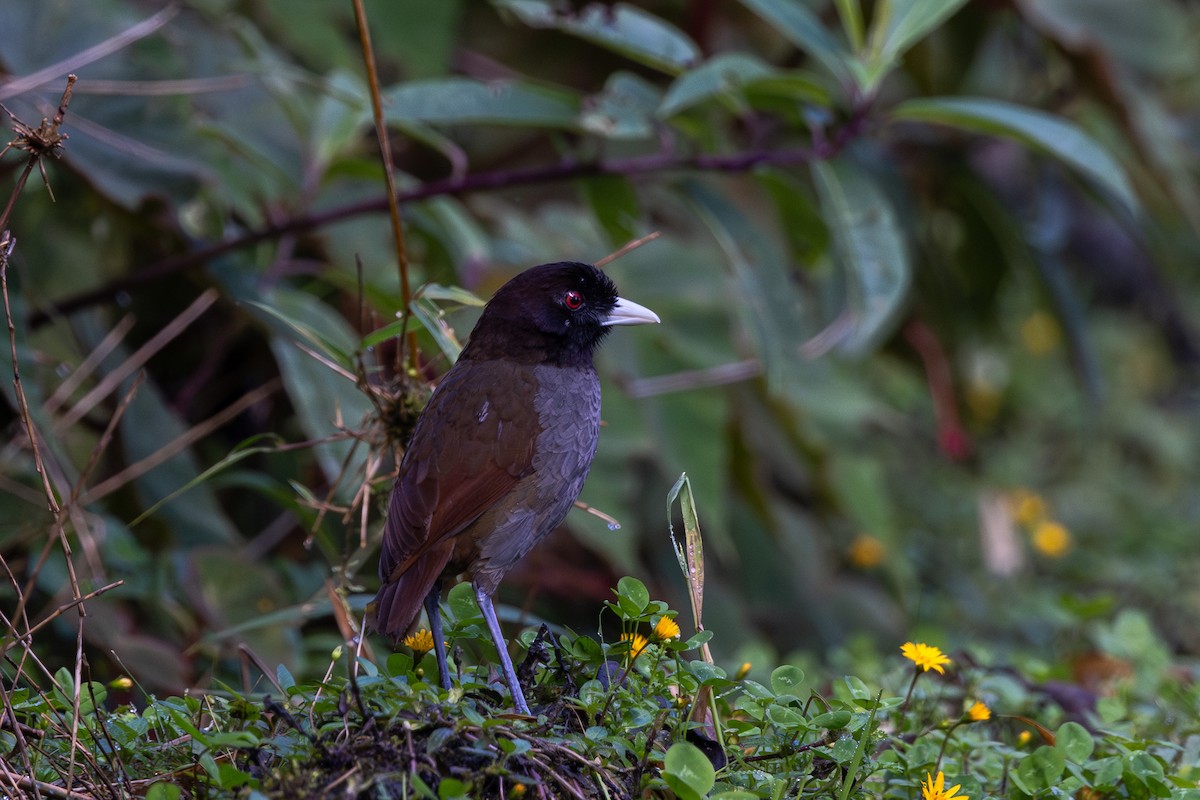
xmin=860 ymin=0 xmax=969 ymax=92
xmin=384 ymin=77 xmax=580 ymax=129
xmin=581 ymin=72 xmax=662 ymax=139
xmin=580 ymin=176 xmax=642 ymax=247
xmin=842 ymin=675 xmax=872 ymax=700
xmin=810 ymin=710 xmax=853 ymax=729
xmin=496 ymin=0 xmax=700 ymax=74
xmin=659 ymin=53 xmax=774 ymax=118
xmin=765 ymin=703 xmax=807 ymax=729
xmin=686 ymin=179 xmax=801 ymax=385
xmin=892 ymin=96 xmax=1138 ymax=214
xmin=1016 ymin=745 xmax=1067 ymax=791
xmin=447 ymin=581 xmax=481 ymax=622
xmin=663 ymin=742 xmax=716 ymax=800
xmin=770 ymin=664 xmax=806 ymax=696
xmin=146 ymin=783 xmax=182 ymax=800
xmin=738 ymin=0 xmax=851 ymax=83
xmin=812 ymin=157 xmax=911 ymax=354
xmin=437 ymin=777 xmax=470 ymax=800
xmin=309 ymin=69 xmax=370 ymax=171
xmin=1055 ymin=721 xmax=1094 ymax=763
xmin=615 ymin=575 xmax=650 ymax=615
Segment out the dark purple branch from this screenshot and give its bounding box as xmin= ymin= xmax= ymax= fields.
xmin=31 ymin=118 xmax=863 ymax=327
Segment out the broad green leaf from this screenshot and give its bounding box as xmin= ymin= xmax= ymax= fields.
xmin=310 ymin=69 xmax=370 ymax=171
xmin=580 ymin=176 xmax=642 ymax=247
xmin=663 ymin=742 xmax=716 ymax=800
xmin=770 ymin=664 xmax=806 ymax=696
xmin=269 ymin=334 xmax=372 ymax=490
xmin=757 ymin=168 xmax=829 ymax=269
xmin=1016 ymin=745 xmax=1067 ymax=790
xmin=384 ymin=77 xmax=580 ymax=129
xmin=582 ymin=72 xmax=662 ymax=139
xmin=421 ymin=198 xmax=492 ymax=268
xmin=616 ymin=575 xmax=650 ymax=615
xmin=810 ymin=709 xmax=853 ymax=729
xmin=893 ymin=96 xmax=1138 ymax=214
xmin=687 ymin=179 xmax=803 ymax=383
xmin=496 ymin=0 xmax=700 ymax=74
xmin=659 ymin=54 xmax=774 ymax=118
xmin=742 ymin=71 xmax=832 ymax=114
xmin=860 ymin=0 xmax=970 ymax=92
xmin=1055 ymin=721 xmax=1094 ymax=763
xmin=765 ymin=704 xmax=807 ymax=729
xmin=246 ymin=293 xmax=358 ymax=370
xmin=812 ymin=158 xmax=911 ymax=355
xmin=832 ymin=0 xmax=865 ymax=50
xmin=738 ymin=0 xmax=852 ymax=83
xmin=146 ymin=783 xmax=181 ymax=800
xmin=411 ymin=296 xmax=467 ymax=362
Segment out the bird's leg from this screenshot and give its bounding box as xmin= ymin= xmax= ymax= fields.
xmin=424 ymin=580 xmax=451 ymax=691
xmin=474 ymin=583 xmax=532 ymax=715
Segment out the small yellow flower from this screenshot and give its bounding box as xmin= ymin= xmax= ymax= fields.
xmin=510 ymin=783 xmax=526 ymax=797
xmin=109 ymin=676 xmax=133 ymax=690
xmin=1020 ymin=310 xmax=1060 ymax=355
xmin=901 ymin=642 xmax=952 ymax=674
xmin=921 ymin=771 xmax=968 ymax=800
xmin=1017 ymin=730 xmax=1032 ymax=746
xmin=403 ymin=628 xmax=434 ymax=656
xmin=621 ymin=632 xmax=649 ymax=660
xmin=734 ymin=662 xmax=752 ymax=680
xmin=1010 ymin=489 xmax=1047 ymax=527
xmin=653 ymin=616 xmax=681 ymax=640
xmin=848 ymin=534 xmax=885 ymax=569
xmin=967 ymin=701 xmax=991 ymax=721
xmin=1031 ymin=519 xmax=1071 ymax=557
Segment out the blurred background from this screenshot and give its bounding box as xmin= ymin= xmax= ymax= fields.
xmin=2 ymin=0 xmax=1198 ymax=697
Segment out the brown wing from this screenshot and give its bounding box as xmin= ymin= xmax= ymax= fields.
xmin=373 ymin=360 xmax=539 ymax=638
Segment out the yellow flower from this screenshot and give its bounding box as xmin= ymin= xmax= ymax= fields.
xmin=734 ymin=662 xmax=752 ymax=680
xmin=653 ymin=616 xmax=681 ymax=640
xmin=1017 ymin=730 xmax=1032 ymax=746
xmin=403 ymin=628 xmax=434 ymax=656
xmin=1031 ymin=520 xmax=1071 ymax=557
xmin=848 ymin=534 xmax=885 ymax=569
xmin=921 ymin=771 xmax=968 ymax=800
xmin=967 ymin=701 xmax=991 ymax=721
xmin=901 ymin=642 xmax=952 ymax=674
xmin=622 ymin=632 xmax=649 ymax=660
xmin=1020 ymin=311 xmax=1060 ymax=355
xmin=109 ymin=676 xmax=133 ymax=690
xmin=1009 ymin=489 xmax=1047 ymax=527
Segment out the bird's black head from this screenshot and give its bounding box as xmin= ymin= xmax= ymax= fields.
xmin=460 ymin=262 xmax=659 ymax=367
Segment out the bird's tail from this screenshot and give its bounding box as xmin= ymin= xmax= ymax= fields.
xmin=371 ymin=548 xmax=451 ymax=640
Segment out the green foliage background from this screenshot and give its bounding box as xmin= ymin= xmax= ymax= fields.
xmin=3 ymin=0 xmax=1199 ymax=705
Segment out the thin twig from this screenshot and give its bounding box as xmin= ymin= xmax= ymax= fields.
xmin=32 ymin=116 xmax=867 ymax=327
xmin=54 ymin=288 xmax=218 ymax=433
xmin=349 ymin=0 xmax=415 ymax=369
xmin=0 ymin=6 xmax=178 ymax=101
xmin=594 ymin=230 xmax=662 ymax=268
xmin=78 ymin=377 xmax=281 ymax=505
xmin=4 ymin=581 xmax=124 ymax=649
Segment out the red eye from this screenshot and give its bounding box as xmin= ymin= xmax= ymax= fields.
xmin=563 ymin=290 xmax=584 ymax=310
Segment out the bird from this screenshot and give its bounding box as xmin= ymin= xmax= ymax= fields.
xmin=373 ymin=261 xmax=659 ymax=714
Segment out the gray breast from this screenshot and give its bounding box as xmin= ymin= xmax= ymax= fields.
xmin=471 ymin=363 xmax=602 ymax=586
